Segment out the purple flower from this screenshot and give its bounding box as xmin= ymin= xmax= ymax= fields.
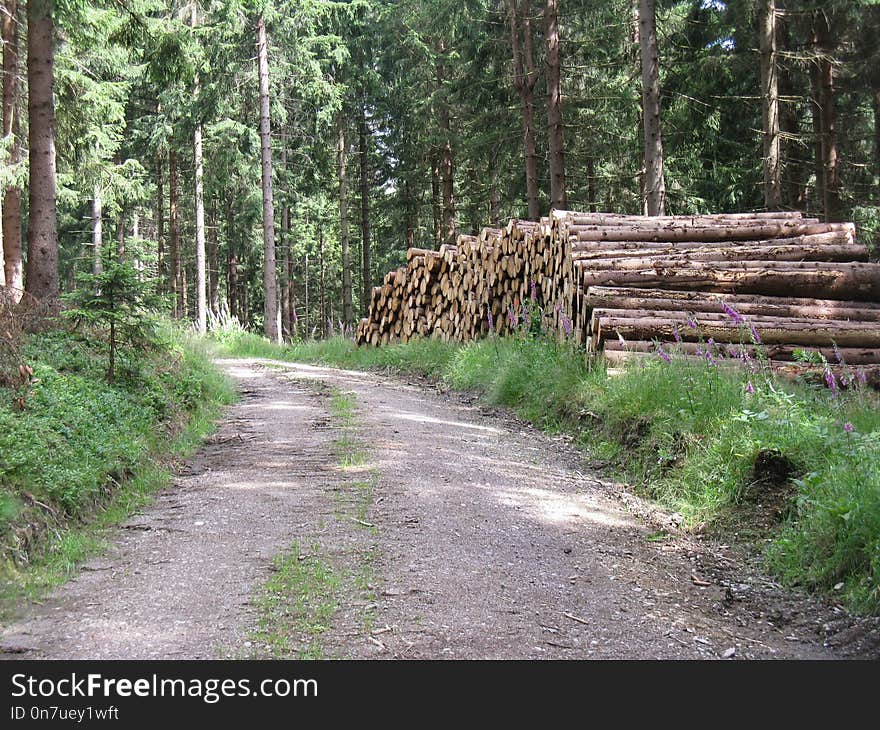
xmin=707 ymin=338 xmax=716 ymax=347
xmin=857 ymin=368 xmax=868 ymax=385
xmin=530 ymin=280 xmax=537 ymax=302
xmin=722 ymin=301 xmax=744 ymax=325
xmin=833 ymin=344 xmax=845 ymax=365
xmin=657 ymin=346 xmax=672 ymax=364
xmin=561 ymin=314 xmax=573 ymax=337
xmin=487 ymin=307 xmax=494 ymax=331
xmin=748 ymin=322 xmax=762 ymax=345
xmin=843 ymin=422 xmax=854 ymax=433
xmin=508 ymin=307 xmax=519 ymax=328
xmin=673 ymin=325 xmax=682 ymax=343
xmin=824 ymin=368 xmax=838 ymax=394
xmin=705 ymin=351 xmax=717 ymax=367
xmin=686 ymin=318 xmax=698 ymax=330
xmin=745 ymin=381 xmax=755 ymax=394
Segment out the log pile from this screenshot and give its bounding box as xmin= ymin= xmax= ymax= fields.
xmin=356 ymin=209 xmax=880 ymax=377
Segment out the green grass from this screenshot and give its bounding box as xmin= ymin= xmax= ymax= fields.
xmin=214 ymin=328 xmax=880 ymax=614
xmin=0 ymin=324 xmax=234 ymax=616
xmin=249 ymin=542 xmax=341 ymax=659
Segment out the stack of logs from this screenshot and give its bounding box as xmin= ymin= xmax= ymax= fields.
xmin=356 ymin=210 xmax=880 ymax=381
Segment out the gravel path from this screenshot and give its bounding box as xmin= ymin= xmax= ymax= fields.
xmin=2 ymin=358 xmax=872 ymax=659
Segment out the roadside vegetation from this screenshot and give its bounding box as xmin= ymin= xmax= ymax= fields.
xmin=0 ymin=314 xmax=233 ymax=613
xmin=213 ymin=319 xmax=880 ymax=615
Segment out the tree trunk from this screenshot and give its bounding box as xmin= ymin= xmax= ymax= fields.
xmin=92 ymin=187 xmax=102 ymax=275
xmin=226 ymin=197 xmax=238 ymax=321
xmin=283 ymin=204 xmax=294 ymax=338
xmin=638 ymin=0 xmax=666 ymax=216
xmin=257 ymin=15 xmax=279 ymax=342
xmin=813 ymin=11 xmax=839 ymax=222
xmin=587 ymin=156 xmax=597 ymax=213
xmin=436 ymin=42 xmax=456 ymax=245
xmin=304 ymin=251 xmax=310 ymax=336
xmin=2 ymin=0 xmax=22 ymax=300
xmin=760 ymin=0 xmax=782 ymax=209
xmin=431 ymin=153 xmax=441 ymax=246
xmin=319 ymin=223 xmax=326 ymax=337
xmin=208 ymin=198 xmax=219 ymax=316
xmin=874 ymin=88 xmax=880 ymax=197
xmin=510 ymin=0 xmax=540 ymax=219
xmin=776 ymin=11 xmax=804 ymax=209
xmin=190 ymin=1 xmax=206 ymax=333
xmin=115 ymin=204 xmax=126 ymax=261
xmin=156 ymin=155 xmax=165 ymax=289
xmin=545 ymin=0 xmax=567 ymax=210
xmin=359 ymin=102 xmax=371 ymax=316
xmin=25 ymin=0 xmax=58 ymax=301
xmin=337 ymin=110 xmax=353 ymax=327
xmin=169 ymin=148 xmax=181 ymax=317
xmin=405 ymin=178 xmax=416 ymax=248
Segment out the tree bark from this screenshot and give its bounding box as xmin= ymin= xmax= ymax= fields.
xmin=191 ymin=1 xmax=207 ymax=333
xmin=226 ymin=196 xmax=238 ymax=321
xmin=257 ymin=15 xmax=279 ymax=342
xmin=813 ymin=11 xmax=839 ymax=222
xmin=776 ymin=10 xmax=804 ymax=209
xmin=545 ymin=0 xmax=567 ymax=210
xmin=115 ymin=204 xmax=126 ymax=261
xmin=431 ymin=153 xmax=441 ymax=246
xmin=510 ymin=0 xmax=540 ymax=219
xmin=25 ymin=0 xmax=59 ymax=301
xmin=169 ymin=148 xmax=181 ymax=317
xmin=319 ymin=223 xmax=326 ymax=337
xmin=156 ymin=155 xmax=165 ymax=289
xmin=359 ymin=102 xmax=371 ymax=316
xmin=638 ymin=0 xmax=666 ymax=216
xmin=208 ymin=197 xmax=220 ymax=315
xmin=874 ymin=89 xmax=880 ymax=197
xmin=760 ymin=0 xmax=782 ymax=209
xmin=405 ymin=177 xmax=416 ymax=249
xmin=337 ymin=110 xmax=353 ymax=327
xmin=436 ymin=41 xmax=456 ymax=245
xmin=92 ymin=186 xmax=102 ymax=275
xmin=2 ymin=0 xmax=22 ymax=299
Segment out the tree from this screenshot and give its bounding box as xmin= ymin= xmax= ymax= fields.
xmin=191 ymin=0 xmax=207 ymax=334
xmin=338 ymin=109 xmax=353 ymax=326
xmin=25 ymin=0 xmax=59 ymax=301
xmin=545 ymin=0 xmax=567 ymax=210
xmin=257 ymin=13 xmax=279 ymax=342
xmin=509 ymin=0 xmax=540 ymax=219
xmin=2 ymin=0 xmax=22 ymax=299
xmin=638 ymin=0 xmax=666 ymax=216
xmin=760 ymin=0 xmax=782 ymax=209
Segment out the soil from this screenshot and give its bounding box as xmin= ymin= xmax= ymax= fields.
xmin=2 ymin=357 xmax=877 ymax=660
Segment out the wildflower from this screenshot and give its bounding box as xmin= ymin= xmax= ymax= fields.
xmin=856 ymin=368 xmax=868 ymax=385
xmin=657 ymin=345 xmax=672 ymax=363
xmin=707 ymin=338 xmax=716 ymax=348
xmin=705 ymin=351 xmax=717 ymax=367
xmin=686 ymin=317 xmax=698 ymax=330
xmin=530 ymin=280 xmax=537 ymax=302
xmin=843 ymin=422 xmax=855 ymax=433
xmin=824 ymin=368 xmax=838 ymax=394
xmin=833 ymin=344 xmax=845 ymax=365
xmin=561 ymin=314 xmax=574 ymax=337
xmin=721 ymin=301 xmax=744 ymax=325
xmin=745 ymin=381 xmax=755 ymax=394
xmin=673 ymin=325 xmax=682 ymax=343
xmin=748 ymin=322 xmax=762 ymax=345
xmin=508 ymin=306 xmax=519 ymax=329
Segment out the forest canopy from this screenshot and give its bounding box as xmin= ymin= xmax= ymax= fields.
xmin=1 ymin=0 xmax=877 ymax=337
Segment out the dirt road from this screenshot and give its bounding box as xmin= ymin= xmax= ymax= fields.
xmin=1 ymin=358 xmax=872 ymax=659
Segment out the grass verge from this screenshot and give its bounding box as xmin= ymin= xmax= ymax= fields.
xmin=0 ymin=325 xmax=234 ymax=619
xmin=214 ymin=327 xmax=880 ymax=614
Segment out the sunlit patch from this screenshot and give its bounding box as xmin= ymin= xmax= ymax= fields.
xmin=392 ymin=411 xmax=504 ymax=434
xmin=263 ymin=402 xmax=311 ymax=412
xmin=494 ymin=485 xmax=633 ymax=527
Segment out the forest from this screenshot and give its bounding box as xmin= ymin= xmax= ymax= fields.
xmin=1 ymin=0 xmax=880 ymax=663
xmin=1 ymin=0 xmax=878 ymax=334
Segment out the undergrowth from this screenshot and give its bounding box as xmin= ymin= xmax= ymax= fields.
xmin=0 ymin=322 xmax=234 ymax=613
xmin=213 ymin=320 xmax=880 ymax=614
